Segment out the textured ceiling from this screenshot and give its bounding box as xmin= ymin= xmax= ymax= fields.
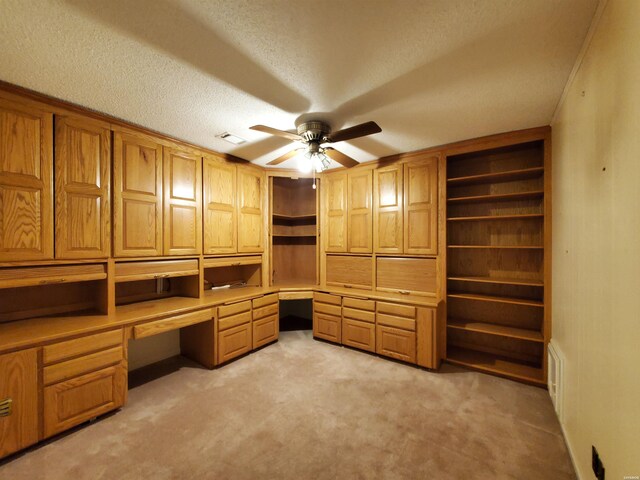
xmin=0 ymin=0 xmax=598 ymax=169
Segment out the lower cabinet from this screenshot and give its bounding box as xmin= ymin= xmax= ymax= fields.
xmin=313 ymin=292 xmax=342 ymax=343
xmin=218 ymin=321 xmax=252 ymax=365
xmin=0 ymin=349 xmax=39 ymax=459
xmin=252 ymin=294 xmax=279 ymax=349
xmin=342 ymin=318 xmax=375 ymax=352
xmin=376 ymin=325 xmax=416 ymax=363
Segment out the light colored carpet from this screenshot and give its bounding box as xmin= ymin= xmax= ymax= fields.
xmin=0 ymin=331 xmax=575 ymax=479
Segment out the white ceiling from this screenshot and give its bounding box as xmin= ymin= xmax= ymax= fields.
xmin=0 ymin=0 xmax=598 ymax=169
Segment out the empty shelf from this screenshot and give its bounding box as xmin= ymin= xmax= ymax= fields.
xmin=447 ymin=167 xmax=544 ymax=186
xmin=447 ymin=292 xmax=543 ymax=308
xmin=447 ymin=276 xmax=543 ymax=287
xmin=447 ymin=318 xmax=543 ymax=342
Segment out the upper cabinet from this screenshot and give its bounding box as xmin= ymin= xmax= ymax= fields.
xmin=55 ymin=115 xmax=111 ymax=259
xmin=373 ymin=164 xmax=403 ymax=254
xmin=0 ymin=97 xmax=53 ymax=262
xmin=163 ymin=145 xmax=202 ymax=256
xmin=113 ymin=130 xmax=163 ymax=257
xmin=404 ymin=156 xmax=438 ymax=255
xmin=237 ymin=165 xmax=264 ymax=253
xmin=203 ymin=154 xmax=237 ymax=254
xmin=324 ymin=173 xmax=348 ymax=253
xmin=347 ymin=170 xmax=373 ymax=253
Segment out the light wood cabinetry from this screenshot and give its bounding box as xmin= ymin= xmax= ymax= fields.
xmin=376 ymin=257 xmax=437 ymax=296
xmin=373 ymin=164 xmax=403 ymax=253
xmin=55 ymin=115 xmax=111 ymax=259
xmin=342 ymin=297 xmax=375 ymax=352
xmin=324 ymin=173 xmax=347 ymax=252
xmin=312 ymin=292 xmax=341 ymax=343
xmin=217 ymin=300 xmax=252 ymax=364
xmin=404 ymin=156 xmax=438 ymax=255
xmin=0 ymin=97 xmax=53 ymax=262
xmin=252 ymin=293 xmax=278 ymax=349
xmin=325 ymin=255 xmax=373 ymax=290
xmin=237 ymin=166 xmax=264 ymax=253
xmin=163 ymin=145 xmax=202 ymax=255
xmin=0 ymin=348 xmax=38 ymax=459
xmin=113 ymin=130 xmax=163 ymax=257
xmin=203 ymin=154 xmax=237 ymax=254
xmin=347 ymin=170 xmax=372 ymax=253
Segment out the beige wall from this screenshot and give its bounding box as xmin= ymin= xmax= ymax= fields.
xmin=551 ymin=1 xmax=640 ymax=478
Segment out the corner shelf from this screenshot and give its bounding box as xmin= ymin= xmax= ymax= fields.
xmin=272 ymin=213 xmax=316 ymax=221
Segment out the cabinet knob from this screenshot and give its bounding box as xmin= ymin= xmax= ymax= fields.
xmin=0 ymin=398 xmax=12 ymax=417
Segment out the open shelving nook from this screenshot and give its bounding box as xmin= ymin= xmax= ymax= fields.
xmin=445 ymin=134 xmax=551 ymax=386
xmin=270 ymin=176 xmax=319 ymax=287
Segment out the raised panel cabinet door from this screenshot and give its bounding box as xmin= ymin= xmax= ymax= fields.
xmin=55 ymin=115 xmax=111 ymax=259
xmin=373 ymin=164 xmax=403 ymax=253
xmin=376 ymin=325 xmax=416 ymax=364
xmin=313 ymin=312 xmax=341 ymax=343
xmin=0 ymin=98 xmax=53 ymax=261
xmin=237 ymin=166 xmax=264 ymax=253
xmin=348 ymin=170 xmax=372 ymax=253
xmin=0 ymin=348 xmax=38 ymax=459
xmin=163 ymin=146 xmax=202 ymax=255
xmin=113 ymin=130 xmax=163 ymax=257
xmin=203 ymin=154 xmax=236 ymax=254
xmin=342 ymin=318 xmax=375 ymax=352
xmin=324 ymin=173 xmax=347 ymax=252
xmin=404 ymin=156 xmax=438 ymax=254
xmin=217 ymin=322 xmax=252 ymax=364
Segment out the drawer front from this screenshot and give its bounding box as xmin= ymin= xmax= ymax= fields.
xmin=252 ymin=303 xmax=278 ymax=321
xmin=43 ymin=365 xmax=126 ymax=438
xmin=326 ymin=255 xmax=373 ymax=289
xmin=313 ymin=313 xmax=341 ymax=344
xmin=342 ymin=307 xmax=375 ymax=324
xmin=0 ymin=264 xmax=107 ymax=288
xmin=377 ymin=302 xmax=416 ymax=319
xmin=115 ymin=259 xmax=199 ymax=281
xmin=218 ymin=323 xmax=252 ymax=364
xmin=133 ymin=309 xmax=213 ymax=339
xmin=376 ymin=313 xmax=416 ymax=331
xmin=376 ymin=325 xmax=416 ymax=363
xmin=342 ymin=297 xmax=375 ymax=311
xmin=43 ymin=329 xmax=122 ymax=365
xmin=253 ymin=315 xmax=278 ymax=349
xmin=376 ymin=257 xmax=436 ymax=296
xmin=314 ymin=302 xmax=341 ymax=317
xmin=218 ymin=310 xmax=252 ymax=331
xmin=342 ymin=318 xmax=375 ymax=352
xmin=313 ymin=292 xmax=341 ymax=306
xmin=203 ymin=255 xmax=262 ymax=268
xmin=43 ymin=346 xmax=123 ymax=385
xmin=218 ymin=300 xmax=251 ymax=318
xmin=252 ymin=293 xmax=279 ymax=309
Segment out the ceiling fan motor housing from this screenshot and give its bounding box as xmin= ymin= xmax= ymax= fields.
xmin=297 ymin=121 xmax=331 ymax=143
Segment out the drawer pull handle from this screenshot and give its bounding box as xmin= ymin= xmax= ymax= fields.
xmin=154 ymin=273 xmax=170 ymax=279
xmin=343 ymin=284 xmax=352 ymax=288
xmin=232 ymin=262 xmax=241 ymax=266
xmin=399 ymin=290 xmax=410 ymax=295
xmin=0 ymin=398 xmax=12 ymax=417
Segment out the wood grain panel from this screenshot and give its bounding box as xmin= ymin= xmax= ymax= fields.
xmin=376 ymin=257 xmax=437 ymax=296
xmin=376 ymin=325 xmax=416 ymax=363
xmin=313 ymin=312 xmax=341 ymax=343
xmin=252 ymin=314 xmax=278 ymax=349
xmin=348 ymin=170 xmax=372 ymax=253
xmin=324 ymin=173 xmax=347 ymax=252
xmin=374 ymin=165 xmax=403 ymax=253
xmin=43 ymin=346 xmax=123 ymax=385
xmin=325 ymin=255 xmax=372 ymax=290
xmin=0 ymin=263 xmax=106 ymax=288
xmin=404 ymin=156 xmax=438 ymax=254
xmin=342 ymin=306 xmax=375 ymax=323
xmin=237 ymin=166 xmax=264 ymax=253
xmin=252 ymin=293 xmax=278 ymax=309
xmin=342 ymin=318 xmax=375 ymax=352
xmin=133 ymin=309 xmax=213 ymax=339
xmin=218 ymin=310 xmax=252 ymax=331
xmin=217 ymin=322 xmax=252 ymax=364
xmin=416 ymin=307 xmax=436 ymax=368
xmin=218 ymin=300 xmax=251 ymax=318
xmin=203 ymin=154 xmax=236 ymax=254
xmin=43 ymin=329 xmax=122 ymax=364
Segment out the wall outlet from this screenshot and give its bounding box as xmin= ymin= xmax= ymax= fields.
xmin=592 ymin=446 xmax=605 ymax=480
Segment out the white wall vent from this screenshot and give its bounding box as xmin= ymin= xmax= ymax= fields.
xmin=548 ymin=339 xmax=564 ymax=423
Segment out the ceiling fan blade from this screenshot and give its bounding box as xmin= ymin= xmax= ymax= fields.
xmin=328 ymin=121 xmax=381 ymax=143
xmin=266 ymin=149 xmax=301 ymax=166
xmin=250 ymin=125 xmax=301 ymax=141
xmin=324 ymin=147 xmax=359 ymax=168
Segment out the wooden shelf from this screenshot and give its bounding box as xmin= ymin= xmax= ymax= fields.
xmin=272 ymin=233 xmax=316 ymax=238
xmin=447 ymin=191 xmax=544 ymax=204
xmin=447 ymin=245 xmax=543 ymax=250
xmin=447 ymin=346 xmax=545 ymax=385
xmin=447 ymin=276 xmax=543 ymax=287
xmin=272 ymin=213 xmax=316 ymax=221
xmin=447 ymin=292 xmax=543 ymax=308
xmin=447 ymin=214 xmax=543 ymax=222
xmin=447 ymin=167 xmax=544 ymax=186
xmin=448 ymin=318 xmax=543 ymax=342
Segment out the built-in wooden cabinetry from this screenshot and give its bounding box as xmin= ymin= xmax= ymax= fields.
xmin=324 ymin=173 xmax=347 ymax=252
xmin=348 ymin=170 xmax=373 ymax=253
xmin=237 ymin=166 xmax=265 ymax=253
xmin=203 ymin=154 xmax=237 ymax=254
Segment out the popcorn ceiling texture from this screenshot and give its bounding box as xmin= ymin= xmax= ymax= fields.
xmin=0 ymin=0 xmax=597 ymax=168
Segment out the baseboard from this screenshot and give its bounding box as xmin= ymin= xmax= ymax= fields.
xmin=559 ymin=420 xmax=583 ymax=480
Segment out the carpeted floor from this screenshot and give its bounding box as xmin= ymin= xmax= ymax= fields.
xmin=0 ymin=331 xmax=575 ymax=479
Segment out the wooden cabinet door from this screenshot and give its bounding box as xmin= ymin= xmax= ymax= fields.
xmin=55 ymin=115 xmax=111 ymax=259
xmin=313 ymin=312 xmax=341 ymax=343
xmin=113 ymin=130 xmax=163 ymax=257
xmin=342 ymin=318 xmax=375 ymax=352
xmin=203 ymin=154 xmax=236 ymax=254
xmin=348 ymin=170 xmax=372 ymax=253
xmin=163 ymin=146 xmax=202 ymax=255
xmin=237 ymin=166 xmax=263 ymax=253
xmin=217 ymin=323 xmax=252 ymax=364
xmin=374 ymin=164 xmax=403 ymax=253
xmin=0 ymin=98 xmax=53 ymax=261
xmin=0 ymin=349 xmax=38 ymax=459
xmin=324 ymin=173 xmax=347 ymax=252
xmin=376 ymin=325 xmax=416 ymax=363
xmin=253 ymin=315 xmax=278 ymax=349
xmin=404 ymin=156 xmax=438 ymax=254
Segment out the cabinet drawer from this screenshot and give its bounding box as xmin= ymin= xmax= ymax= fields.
xmin=326 ymin=255 xmax=372 ymax=289
xmin=218 ymin=300 xmax=251 ymax=318
xmin=218 ymin=323 xmax=252 ymax=364
xmin=44 ymin=365 xmax=126 ymax=438
xmin=377 ymin=302 xmax=416 ymax=319
xmin=43 ymin=346 xmax=123 ymax=385
xmin=313 ymin=313 xmax=341 ymax=343
xmin=342 ymin=318 xmax=375 ymax=352
xmin=314 ymin=302 xmax=341 ymax=317
xmin=377 ymin=313 xmax=416 ymax=331
xmin=342 ymin=297 xmax=375 ymax=311
xmin=313 ymin=292 xmax=341 ymax=305
xmin=219 ymin=310 xmax=252 ymax=332
xmin=114 ymin=259 xmax=199 ymax=282
xmin=253 ymin=303 xmax=278 ymax=321
xmin=0 ymin=264 xmax=107 ymax=289
xmin=253 ymin=314 xmax=278 ymax=349
xmin=376 ymin=325 xmax=416 ymax=363
xmin=376 ymin=257 xmax=436 ymax=296
xmin=43 ymin=330 xmax=122 ymax=365
xmin=343 ymin=307 xmax=375 ymax=324
xmin=203 ymin=255 xmax=262 ymax=268
xmin=133 ymin=309 xmax=213 ymax=339
xmin=252 ymin=293 xmax=278 ymax=309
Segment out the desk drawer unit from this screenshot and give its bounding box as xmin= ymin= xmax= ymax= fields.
xmin=252 ymin=294 xmax=279 ymax=349
xmin=217 ymin=301 xmax=252 ymax=364
xmin=342 ymin=296 xmax=375 ymax=352
xmin=376 ymin=302 xmax=417 ymax=363
xmin=313 ymin=293 xmax=341 ymax=343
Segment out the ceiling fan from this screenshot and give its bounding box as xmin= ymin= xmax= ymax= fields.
xmin=250 ymin=120 xmax=382 ymax=172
